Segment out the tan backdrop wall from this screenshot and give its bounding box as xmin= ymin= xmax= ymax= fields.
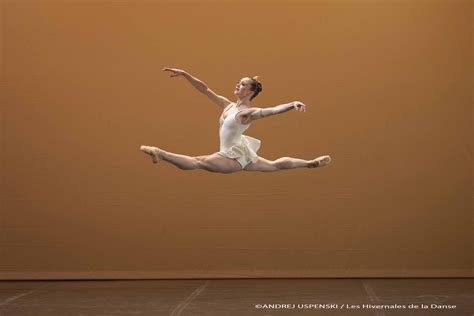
xmin=1 ymin=0 xmax=472 ymax=279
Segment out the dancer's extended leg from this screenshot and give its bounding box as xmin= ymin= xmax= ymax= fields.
xmin=140 ymin=145 xmax=241 ymax=174
xmin=244 ymin=155 xmax=331 ymax=172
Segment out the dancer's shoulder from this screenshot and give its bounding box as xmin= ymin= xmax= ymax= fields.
xmin=235 ymin=107 xmax=263 ymax=124
xmin=223 ymin=102 xmax=234 ymax=111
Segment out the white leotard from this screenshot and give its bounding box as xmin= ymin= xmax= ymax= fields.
xmin=218 ymin=103 xmax=261 ymax=168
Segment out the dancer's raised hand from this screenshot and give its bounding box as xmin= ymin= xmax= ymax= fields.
xmin=292 ymin=101 xmax=306 ymax=112
xmin=163 ymin=67 xmax=187 ymax=77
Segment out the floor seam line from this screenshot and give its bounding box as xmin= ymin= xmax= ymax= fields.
xmin=0 ymin=283 xmax=52 ymax=306
xmin=170 ymin=280 xmax=210 ymax=316
xmin=363 ymin=282 xmax=386 ymax=316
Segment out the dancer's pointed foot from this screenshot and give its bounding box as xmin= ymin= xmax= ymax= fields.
xmin=140 ymin=145 xmax=163 ymax=164
xmin=308 ymin=155 xmax=331 ymax=168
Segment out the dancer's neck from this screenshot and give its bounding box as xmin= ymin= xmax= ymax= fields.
xmin=235 ymin=99 xmax=250 ymax=108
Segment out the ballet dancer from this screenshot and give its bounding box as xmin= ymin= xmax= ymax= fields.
xmin=140 ymin=67 xmax=331 ymax=173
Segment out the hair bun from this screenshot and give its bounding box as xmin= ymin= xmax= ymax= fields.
xmin=252 ymin=76 xmax=260 ymax=81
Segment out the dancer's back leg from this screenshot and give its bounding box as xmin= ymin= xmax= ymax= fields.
xmin=140 ymin=146 xmax=242 ymax=174
xmin=244 ymin=155 xmax=331 ymax=172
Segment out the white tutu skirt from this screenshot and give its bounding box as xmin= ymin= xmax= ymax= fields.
xmin=218 ymin=135 xmax=261 ymax=168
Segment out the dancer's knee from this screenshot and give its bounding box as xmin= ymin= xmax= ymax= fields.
xmin=273 ymin=157 xmax=290 ymax=170
xmin=173 ymin=156 xmax=199 ymax=170
xmin=258 ymin=160 xmax=280 ymax=172
xmin=193 ymin=156 xmax=207 ymax=170
xmin=195 ymin=156 xmax=219 ymax=172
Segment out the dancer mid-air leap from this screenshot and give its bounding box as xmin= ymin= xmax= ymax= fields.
xmin=140 ymin=67 xmax=332 ymax=173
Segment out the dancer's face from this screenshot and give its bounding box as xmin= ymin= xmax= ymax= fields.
xmin=234 ymin=77 xmax=253 ymax=99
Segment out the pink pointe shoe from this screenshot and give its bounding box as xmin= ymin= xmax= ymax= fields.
xmin=140 ymin=145 xmax=163 ymax=164
xmin=308 ymin=155 xmax=332 ymax=168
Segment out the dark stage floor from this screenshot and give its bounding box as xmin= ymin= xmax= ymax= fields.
xmin=0 ymin=278 xmax=472 ymax=315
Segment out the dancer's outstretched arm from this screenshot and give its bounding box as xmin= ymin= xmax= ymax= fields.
xmin=163 ymin=67 xmax=231 ymax=109
xmin=237 ymin=101 xmax=306 ymax=124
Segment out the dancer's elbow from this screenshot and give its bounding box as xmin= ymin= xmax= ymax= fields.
xmin=269 ymin=104 xmax=289 ymax=116
xmin=253 ymin=107 xmax=277 ymax=119
xmin=265 ymin=107 xmax=279 ymax=117
xmin=198 ymin=85 xmax=209 ymax=93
